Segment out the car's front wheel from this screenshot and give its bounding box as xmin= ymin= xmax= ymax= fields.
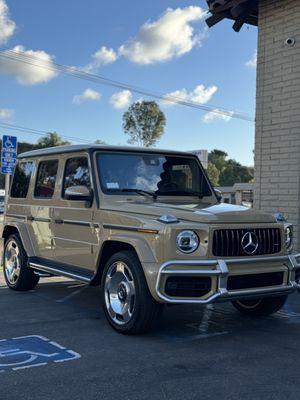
xmin=3 ymin=234 xmax=39 ymax=291
xmin=101 ymin=250 xmax=163 ymax=334
xmin=232 ymin=295 xmax=287 ymax=316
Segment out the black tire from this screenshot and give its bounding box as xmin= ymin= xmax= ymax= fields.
xmin=3 ymin=234 xmax=39 ymax=291
xmin=101 ymin=250 xmax=163 ymax=334
xmin=232 ymin=295 xmax=287 ymax=317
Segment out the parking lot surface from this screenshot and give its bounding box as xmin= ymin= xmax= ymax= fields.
xmin=1 ymin=267 xmax=300 ymax=400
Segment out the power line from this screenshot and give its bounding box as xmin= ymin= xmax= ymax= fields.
xmin=0 ymin=48 xmax=254 ymax=122
xmin=0 ymin=121 xmax=91 ymax=143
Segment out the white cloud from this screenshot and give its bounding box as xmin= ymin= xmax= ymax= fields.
xmin=246 ymin=50 xmax=257 ymax=68
xmin=202 ymin=109 xmax=234 ymax=124
xmin=119 ymin=6 xmax=206 ymax=65
xmin=110 ymin=90 xmax=132 ymax=109
xmin=0 ymin=45 xmax=58 ymax=85
xmin=0 ymin=108 xmax=14 ymax=120
xmin=0 ymin=0 xmax=16 ymax=44
xmin=83 ymin=46 xmax=118 ymax=73
xmin=73 ymin=88 xmax=101 ymax=105
xmin=162 ymin=84 xmax=218 ymax=106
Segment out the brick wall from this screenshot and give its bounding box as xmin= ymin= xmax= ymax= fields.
xmin=254 ymin=0 xmax=300 ymax=249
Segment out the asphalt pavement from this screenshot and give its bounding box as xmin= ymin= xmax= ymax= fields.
xmin=1 ymin=215 xmax=300 ymax=400
xmin=1 ymin=266 xmax=300 ymax=400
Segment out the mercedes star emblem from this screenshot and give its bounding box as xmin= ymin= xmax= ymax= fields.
xmin=241 ymin=231 xmax=259 ymax=255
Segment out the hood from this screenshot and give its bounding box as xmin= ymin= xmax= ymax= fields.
xmin=108 ymin=200 xmax=276 ymax=224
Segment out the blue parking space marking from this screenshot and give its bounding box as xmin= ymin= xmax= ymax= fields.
xmin=0 ymin=335 xmax=81 ymax=372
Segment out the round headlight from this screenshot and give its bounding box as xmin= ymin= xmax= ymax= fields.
xmin=285 ymin=226 xmax=293 ymax=251
xmin=176 ymin=230 xmax=199 ymax=253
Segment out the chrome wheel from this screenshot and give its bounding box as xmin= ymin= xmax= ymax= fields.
xmin=104 ymin=261 xmax=136 ymax=325
xmin=4 ymin=239 xmax=21 ymax=285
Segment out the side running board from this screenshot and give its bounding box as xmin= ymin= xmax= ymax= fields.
xmin=29 ymin=261 xmax=92 ymax=283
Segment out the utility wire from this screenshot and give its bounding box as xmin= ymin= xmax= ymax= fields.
xmin=0 ymin=121 xmax=91 ymax=143
xmin=0 ymin=48 xmax=254 ymax=122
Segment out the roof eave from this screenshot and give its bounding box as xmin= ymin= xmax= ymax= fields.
xmin=206 ymin=0 xmax=258 ymax=32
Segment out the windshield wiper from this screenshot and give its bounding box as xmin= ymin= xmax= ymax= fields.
xmin=121 ymin=188 xmax=157 ymax=200
xmin=156 ymin=190 xmax=203 ymax=199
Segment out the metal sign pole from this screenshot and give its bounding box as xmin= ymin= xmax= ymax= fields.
xmin=4 ymin=174 xmax=10 ymax=213
xmin=1 ymin=135 xmax=17 ymax=212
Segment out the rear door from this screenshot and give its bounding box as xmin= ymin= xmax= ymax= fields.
xmin=52 ymin=154 xmax=98 ymax=271
xmin=30 ymin=158 xmax=59 ymax=261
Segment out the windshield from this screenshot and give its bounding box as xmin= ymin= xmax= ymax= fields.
xmin=97 ymin=152 xmax=213 ymax=198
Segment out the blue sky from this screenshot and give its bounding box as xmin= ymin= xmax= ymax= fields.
xmin=0 ymin=0 xmax=257 ymax=165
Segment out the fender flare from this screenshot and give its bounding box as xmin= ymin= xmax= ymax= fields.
xmin=2 ymin=222 xmax=35 ymax=257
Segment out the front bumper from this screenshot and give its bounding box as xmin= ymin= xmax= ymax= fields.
xmin=155 ymin=253 xmax=300 ymax=304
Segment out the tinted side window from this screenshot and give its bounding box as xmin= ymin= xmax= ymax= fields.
xmin=35 ymin=160 xmax=59 ymax=199
xmin=62 ymin=157 xmax=91 ymax=198
xmin=11 ymin=161 xmax=34 ymax=198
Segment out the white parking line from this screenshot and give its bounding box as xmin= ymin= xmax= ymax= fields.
xmin=56 ymin=285 xmax=88 ymax=303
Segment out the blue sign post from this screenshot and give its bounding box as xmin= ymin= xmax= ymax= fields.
xmin=1 ymin=135 xmax=17 ymax=211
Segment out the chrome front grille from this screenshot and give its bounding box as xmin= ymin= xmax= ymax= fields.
xmin=212 ymin=228 xmax=281 ymax=257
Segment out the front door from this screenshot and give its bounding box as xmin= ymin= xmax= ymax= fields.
xmin=52 ymin=154 xmax=98 ymax=271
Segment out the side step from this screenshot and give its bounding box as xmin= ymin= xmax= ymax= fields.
xmin=28 ymin=259 xmax=93 ymax=284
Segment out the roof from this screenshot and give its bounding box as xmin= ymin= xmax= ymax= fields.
xmin=18 ymin=144 xmax=198 ymax=159
xmin=216 ymin=186 xmax=235 ymax=193
xmin=217 ymin=182 xmax=254 ymax=193
xmin=206 ymin=0 xmax=259 ymax=32
xmin=233 ymin=182 xmax=254 ymax=191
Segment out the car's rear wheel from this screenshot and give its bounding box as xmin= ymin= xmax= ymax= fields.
xmin=101 ymin=250 xmax=163 ymax=334
xmin=3 ymin=234 xmax=39 ymax=291
xmin=232 ymin=295 xmax=287 ymax=316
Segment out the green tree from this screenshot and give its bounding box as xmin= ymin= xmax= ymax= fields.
xmin=208 ymin=149 xmax=228 ymax=173
xmin=208 ymin=149 xmax=253 ymax=186
xmin=207 ymin=161 xmax=220 ymax=186
xmin=219 ymin=159 xmax=253 ymax=186
xmin=37 ymin=132 xmax=71 ymax=148
xmin=94 ymin=139 xmax=106 ymax=144
xmin=123 ymin=101 xmax=166 ymax=147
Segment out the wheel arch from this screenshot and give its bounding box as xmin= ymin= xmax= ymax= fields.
xmin=2 ymin=223 xmax=35 ymax=257
xmin=91 ymin=237 xmax=157 ymax=287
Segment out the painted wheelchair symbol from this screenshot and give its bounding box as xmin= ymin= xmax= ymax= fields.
xmin=0 ymin=348 xmax=60 ymax=367
xmin=0 ymin=335 xmax=81 ymax=372
xmin=4 ymin=137 xmax=14 ymax=149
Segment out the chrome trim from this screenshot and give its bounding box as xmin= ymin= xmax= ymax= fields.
xmin=62 ymin=219 xmax=91 ymax=227
xmin=29 ymin=262 xmax=91 ymax=283
xmin=103 ymin=224 xmax=159 ymax=234
xmin=5 ymin=214 xmax=26 ymax=220
xmin=33 ymin=217 xmax=51 ymax=223
xmin=155 ymin=253 xmax=300 ymax=304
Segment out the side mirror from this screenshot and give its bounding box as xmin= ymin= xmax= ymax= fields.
xmin=214 ymin=189 xmax=222 ymax=203
xmin=65 ymin=185 xmax=93 ymax=205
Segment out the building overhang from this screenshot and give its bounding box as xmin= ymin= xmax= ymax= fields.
xmin=206 ymin=0 xmax=259 ymax=32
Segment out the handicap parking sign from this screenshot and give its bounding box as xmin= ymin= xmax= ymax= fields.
xmin=1 ymin=135 xmax=18 ymax=175
xmin=0 ymin=335 xmax=81 ymax=372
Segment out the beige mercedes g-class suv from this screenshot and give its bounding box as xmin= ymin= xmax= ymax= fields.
xmin=2 ymin=145 xmax=300 ymax=334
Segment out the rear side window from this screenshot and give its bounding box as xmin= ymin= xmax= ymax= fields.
xmin=10 ymin=161 xmax=34 ymax=198
xmin=62 ymin=157 xmax=91 ymax=198
xmin=35 ymin=160 xmax=59 ymax=199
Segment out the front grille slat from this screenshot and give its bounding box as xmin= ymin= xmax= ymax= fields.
xmin=213 ymin=228 xmax=281 ymax=257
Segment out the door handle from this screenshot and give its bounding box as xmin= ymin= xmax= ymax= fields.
xmin=27 ymin=215 xmax=34 ymax=222
xmin=54 ymin=218 xmax=64 ymax=225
